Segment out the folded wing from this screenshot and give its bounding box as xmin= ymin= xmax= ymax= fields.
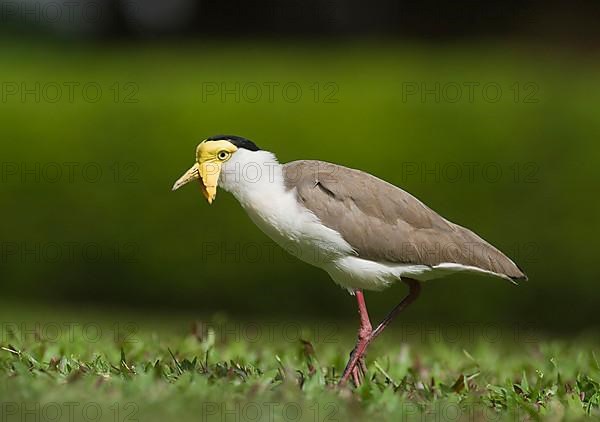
xmin=283 ymin=160 xmax=527 ymax=282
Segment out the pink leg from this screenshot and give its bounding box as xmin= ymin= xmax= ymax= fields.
xmin=339 ymin=279 xmax=421 ymax=386
xmin=342 ymin=290 xmax=372 ymax=386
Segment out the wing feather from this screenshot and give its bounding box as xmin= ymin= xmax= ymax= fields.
xmin=283 ymin=160 xmax=526 ymax=281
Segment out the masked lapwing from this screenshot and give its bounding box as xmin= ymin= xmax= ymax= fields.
xmin=172 ymin=135 xmax=527 ymax=387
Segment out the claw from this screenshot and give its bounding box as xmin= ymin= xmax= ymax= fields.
xmin=349 ymin=355 xmax=367 ymax=387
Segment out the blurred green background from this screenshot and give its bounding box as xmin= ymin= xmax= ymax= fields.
xmin=1 ymin=39 xmax=599 ymax=332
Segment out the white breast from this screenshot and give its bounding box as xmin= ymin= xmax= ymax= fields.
xmin=246 ymin=190 xmax=356 ymax=267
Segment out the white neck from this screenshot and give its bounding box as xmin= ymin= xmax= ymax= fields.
xmin=218 ymin=149 xmax=286 ymax=208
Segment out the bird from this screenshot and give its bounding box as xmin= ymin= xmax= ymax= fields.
xmin=172 ymin=134 xmax=527 ymax=387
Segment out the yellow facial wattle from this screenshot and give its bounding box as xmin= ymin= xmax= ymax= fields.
xmin=172 ymin=139 xmax=238 ymax=204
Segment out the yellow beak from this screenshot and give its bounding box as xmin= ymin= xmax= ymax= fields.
xmin=172 ymin=161 xmax=222 ymax=204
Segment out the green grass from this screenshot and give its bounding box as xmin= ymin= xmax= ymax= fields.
xmin=1 ymin=309 xmax=599 ymax=421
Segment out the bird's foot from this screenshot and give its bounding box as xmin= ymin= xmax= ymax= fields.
xmin=340 ymin=344 xmax=369 ymax=387
xmin=350 ymin=355 xmax=368 ymax=387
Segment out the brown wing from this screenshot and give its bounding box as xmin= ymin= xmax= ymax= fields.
xmin=283 ymin=160 xmax=526 ymax=281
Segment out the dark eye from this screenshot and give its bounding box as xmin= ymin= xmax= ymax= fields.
xmin=217 ymin=151 xmax=229 ymax=160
